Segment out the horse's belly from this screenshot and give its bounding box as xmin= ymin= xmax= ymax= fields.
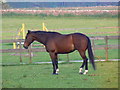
xmin=57 ymin=49 xmax=75 ymax=54
xmin=56 ymin=44 xmax=75 ymax=54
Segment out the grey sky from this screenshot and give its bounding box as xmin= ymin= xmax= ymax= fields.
xmin=6 ymin=0 xmax=120 ymax=2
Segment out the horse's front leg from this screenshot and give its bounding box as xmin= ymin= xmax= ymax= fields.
xmin=49 ymin=52 xmax=59 ymax=75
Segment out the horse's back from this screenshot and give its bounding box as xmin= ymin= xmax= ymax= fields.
xmin=46 ymin=32 xmax=88 ymax=54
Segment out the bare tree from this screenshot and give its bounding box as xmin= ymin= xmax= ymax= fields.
xmin=0 ymin=0 xmax=10 ymax=9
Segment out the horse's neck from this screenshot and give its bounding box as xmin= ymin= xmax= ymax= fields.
xmin=35 ymin=33 xmax=49 ymax=45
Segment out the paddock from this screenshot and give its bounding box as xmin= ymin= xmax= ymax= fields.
xmin=2 ymin=6 xmax=119 ymax=88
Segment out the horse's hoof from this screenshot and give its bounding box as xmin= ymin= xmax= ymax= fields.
xmin=83 ymin=72 xmax=88 ymax=75
xmin=79 ymin=72 xmax=83 ymax=74
xmin=52 ymin=73 xmax=59 ymax=75
xmin=83 ymin=70 xmax=88 ymax=75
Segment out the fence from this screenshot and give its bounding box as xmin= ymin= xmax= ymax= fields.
xmin=1 ymin=36 xmax=119 ymax=63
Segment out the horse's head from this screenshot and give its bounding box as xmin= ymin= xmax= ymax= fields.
xmin=23 ymin=30 xmax=35 ymax=49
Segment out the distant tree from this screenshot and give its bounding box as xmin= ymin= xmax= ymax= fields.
xmin=0 ymin=0 xmax=6 ymax=3
xmin=0 ymin=0 xmax=10 ymax=9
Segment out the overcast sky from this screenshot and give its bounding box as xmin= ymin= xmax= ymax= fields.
xmin=6 ymin=0 xmax=120 ymax=2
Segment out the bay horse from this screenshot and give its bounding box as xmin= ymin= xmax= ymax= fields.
xmin=23 ymin=30 xmax=95 ymax=75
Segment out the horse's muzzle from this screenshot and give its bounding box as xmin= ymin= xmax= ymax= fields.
xmin=23 ymin=45 xmax=28 ymax=49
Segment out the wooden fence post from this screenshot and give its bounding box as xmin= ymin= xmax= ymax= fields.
xmin=28 ymin=45 xmax=32 ymax=63
xmin=19 ymin=41 xmax=22 ymax=63
xmin=66 ymin=54 xmax=69 ymax=62
xmin=105 ymin=36 xmax=108 ymax=61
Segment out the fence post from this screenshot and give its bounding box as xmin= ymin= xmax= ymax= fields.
xmin=19 ymin=40 xmax=22 ymax=63
xmin=13 ymin=42 xmax=16 ymax=49
xmin=66 ymin=54 xmax=69 ymax=62
xmin=42 ymin=22 xmax=48 ymax=31
xmin=28 ymin=45 xmax=32 ymax=63
xmin=22 ymin=23 xmax=25 ymax=39
xmin=105 ymin=36 xmax=108 ymax=61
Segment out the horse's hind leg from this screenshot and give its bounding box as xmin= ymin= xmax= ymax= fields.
xmin=79 ymin=60 xmax=85 ymax=74
xmin=49 ymin=52 xmax=59 ymax=75
xmin=78 ymin=50 xmax=88 ymax=75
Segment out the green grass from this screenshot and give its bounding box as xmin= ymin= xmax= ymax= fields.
xmin=2 ymin=61 xmax=118 ymax=88
xmin=2 ymin=15 xmax=118 ymax=39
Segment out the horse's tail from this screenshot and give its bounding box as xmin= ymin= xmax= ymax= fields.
xmin=87 ymin=37 xmax=96 ymax=70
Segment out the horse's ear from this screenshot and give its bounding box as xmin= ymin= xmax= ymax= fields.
xmin=28 ymin=30 xmax=31 ymax=33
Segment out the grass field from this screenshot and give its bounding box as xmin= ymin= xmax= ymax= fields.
xmin=2 ymin=13 xmax=119 ymax=88
xmin=2 ymin=15 xmax=118 ymax=39
xmin=2 ymin=61 xmax=119 ymax=88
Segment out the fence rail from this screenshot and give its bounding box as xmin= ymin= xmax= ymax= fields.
xmin=1 ymin=45 xmax=119 ymax=53
xmin=1 ymin=36 xmax=119 ymax=63
xmin=1 ymin=48 xmax=46 ymax=53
